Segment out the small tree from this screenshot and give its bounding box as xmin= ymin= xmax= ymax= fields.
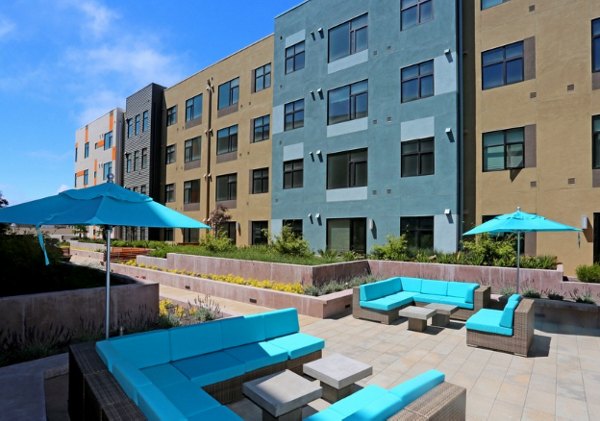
xmin=72 ymin=225 xmax=88 ymax=239
xmin=272 ymin=225 xmax=311 ymax=257
xmin=207 ymin=205 xmax=231 ymax=236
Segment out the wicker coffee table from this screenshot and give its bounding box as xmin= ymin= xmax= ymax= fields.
xmin=425 ymin=303 xmax=459 ymax=326
xmin=398 ymin=306 xmax=436 ymax=332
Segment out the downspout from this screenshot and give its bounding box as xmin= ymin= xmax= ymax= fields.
xmin=457 ymin=0 xmax=465 ymax=248
xmin=205 ymin=80 xmax=213 ymax=225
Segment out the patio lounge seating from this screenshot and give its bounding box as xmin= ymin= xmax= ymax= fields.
xmin=466 ymin=294 xmax=534 ymax=357
xmin=353 ymin=277 xmax=490 ymax=324
xmin=71 ymin=308 xmax=324 ymax=420
xmin=305 ymin=369 xmax=466 ymax=421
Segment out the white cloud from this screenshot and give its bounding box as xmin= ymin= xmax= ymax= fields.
xmin=0 ymin=15 xmax=16 ymax=40
xmin=61 ymin=0 xmax=118 ymax=39
xmin=57 ymin=184 xmax=70 ymax=193
xmin=73 ymin=89 xmax=124 ymax=126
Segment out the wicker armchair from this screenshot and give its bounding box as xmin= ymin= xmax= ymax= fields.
xmin=466 ymin=298 xmax=534 ymax=357
xmin=389 ymin=382 xmax=466 ymax=421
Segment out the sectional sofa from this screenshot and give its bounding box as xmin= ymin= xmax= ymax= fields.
xmin=353 ymin=277 xmax=490 ymax=324
xmin=73 ymin=308 xmax=324 ymax=420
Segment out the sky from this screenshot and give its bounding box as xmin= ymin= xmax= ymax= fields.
xmin=0 ymin=0 xmax=300 ymax=205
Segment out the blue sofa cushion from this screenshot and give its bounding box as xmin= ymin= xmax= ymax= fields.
xmin=141 ymin=364 xmax=189 ymax=388
xmin=223 ymin=341 xmax=289 ymax=372
xmin=447 ymin=282 xmax=479 ymax=303
xmin=420 ymin=280 xmax=448 ymax=296
xmin=466 ymin=309 xmax=513 ymax=336
xmin=499 ymin=298 xmax=520 ymax=328
xmin=112 ymin=359 xmax=152 ymax=404
xmin=344 ymin=392 xmax=404 ymax=421
xmin=360 ymin=291 xmax=418 ymax=311
xmin=169 ymin=321 xmax=222 ymax=361
xmin=137 ymin=382 xmax=187 ymax=421
xmin=413 ymin=294 xmax=473 ymax=309
xmin=509 ymin=293 xmax=522 ymax=304
xmin=389 ymin=369 xmax=445 ymax=406
xmin=359 ymin=278 xmax=402 ymax=301
xmin=219 ymin=315 xmax=266 ymax=349
xmin=188 ymin=406 xmax=244 ymax=421
xmin=262 ymin=308 xmax=300 ymax=339
xmin=400 ymin=277 xmax=422 ymax=292
xmin=107 ymin=330 xmax=171 ymax=369
xmin=305 ymin=385 xmax=389 ymax=420
xmin=95 ymin=341 xmax=120 ymax=371
xmin=172 ymin=351 xmax=246 ymax=387
xmin=154 ymin=380 xmax=221 ymax=418
xmin=267 ymin=332 xmax=325 ymax=359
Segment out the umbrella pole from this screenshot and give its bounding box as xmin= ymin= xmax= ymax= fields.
xmin=105 ymin=226 xmax=112 ymax=339
xmin=516 ymin=231 xmax=521 ymax=294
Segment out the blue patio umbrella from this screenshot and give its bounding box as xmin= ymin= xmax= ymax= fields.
xmin=0 ymin=177 xmax=209 ymax=338
xmin=463 ymin=207 xmax=580 ymax=292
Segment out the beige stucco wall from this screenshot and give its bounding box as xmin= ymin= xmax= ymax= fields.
xmin=164 ymin=36 xmax=274 ymax=245
xmin=474 ymin=0 xmax=600 ymax=274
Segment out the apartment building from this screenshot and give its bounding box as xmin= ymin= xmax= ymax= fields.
xmin=271 ymin=0 xmax=463 ymax=254
xmin=122 ymin=83 xmax=166 ymax=241
xmin=473 ymin=0 xmax=600 ymax=273
xmin=163 ymin=36 xmax=274 ymax=245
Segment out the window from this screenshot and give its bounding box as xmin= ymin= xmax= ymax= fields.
xmin=254 ymin=63 xmax=271 ymax=92
xmin=401 ymin=60 xmax=434 ymax=102
xmin=183 ymin=180 xmax=200 ymax=204
xmin=401 ymin=138 xmax=434 ymax=177
xmin=285 ymin=41 xmax=305 ymax=74
xmin=594 ymin=19 xmax=600 ymax=73
xmin=253 ymin=115 xmax=270 ymax=142
xmin=183 ymin=229 xmax=199 ymax=243
xmin=165 ymin=184 xmax=175 ymax=203
xmin=142 ymin=110 xmax=149 ymax=132
xmin=126 ymin=119 xmax=132 ymax=138
xmin=218 ymin=78 xmax=239 ymax=110
xmin=84 ymin=143 xmax=89 ymax=158
xmin=164 ymin=229 xmax=174 ymax=241
xmin=74 ymin=174 xmax=77 ymax=187
xmin=327 ymin=218 xmax=366 ymax=254
xmin=103 ymin=162 xmax=112 ymax=181
xmin=216 ymin=174 xmax=237 ymax=201
xmin=125 ymin=153 xmax=132 ymax=173
xmin=141 ymin=148 xmax=148 ymax=169
xmin=132 ymin=187 xmax=137 ymax=193
xmin=252 ymin=168 xmax=269 ymax=194
xmin=482 ymin=41 xmax=524 ymax=89
xmin=401 ymin=0 xmax=433 ymax=30
xmin=184 ymin=137 xmax=201 ymax=162
xmin=328 ymin=80 xmax=368 ymax=125
xmin=219 ymin=221 xmax=237 ymax=245
xmin=134 ymin=114 xmax=140 ymax=135
xmin=75 ymin=146 xmax=78 ymax=162
xmin=327 ymin=149 xmax=368 ymax=189
xmin=167 ymin=106 xmax=177 ymax=126
xmin=594 ymin=116 xmax=600 ymax=169
xmin=401 ymin=216 xmax=434 ymax=249
xmin=283 ymin=219 xmax=303 ymax=238
xmin=140 ymin=185 xmax=147 ymax=195
xmin=133 ymin=150 xmax=139 ymax=171
xmin=483 ymin=128 xmax=524 ymax=171
xmin=284 ymin=99 xmax=304 ymax=131
xmin=481 ymin=0 xmax=507 ymax=10
xmin=83 ymin=169 xmax=89 ymax=186
xmin=283 ymin=159 xmax=303 ymax=189
xmin=104 ymin=131 xmax=113 ymax=150
xmin=166 ymin=145 xmax=175 ymax=164
xmin=328 ymin=13 xmax=368 ymax=62
xmin=252 ymin=221 xmax=269 ymax=245
xmin=217 ymin=125 xmax=238 ymax=155
xmin=185 ymin=94 xmax=202 ymax=122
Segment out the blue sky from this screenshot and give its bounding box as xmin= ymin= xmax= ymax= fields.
xmin=0 ymin=0 xmax=300 ymax=205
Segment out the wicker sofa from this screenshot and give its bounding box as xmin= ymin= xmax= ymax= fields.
xmin=353 ymin=277 xmax=491 ymax=324
xmin=71 ymin=308 xmax=324 ymax=420
xmin=305 ymin=369 xmax=466 ymax=421
xmin=466 ymin=295 xmax=534 ymax=357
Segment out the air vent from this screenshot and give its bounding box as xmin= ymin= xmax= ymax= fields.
xmin=530 ymin=181 xmax=537 ymax=188
xmin=529 ymin=5 xmax=535 ymax=12
xmin=567 ymin=84 xmax=575 ymax=92
xmin=372 ymin=190 xmax=377 ymax=195
xmin=568 ymin=178 xmax=576 ymax=185
xmin=530 ymin=92 xmax=537 ymax=99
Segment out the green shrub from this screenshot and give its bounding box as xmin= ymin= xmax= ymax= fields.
xmin=462 ymin=234 xmax=516 ymax=267
xmin=522 ymin=288 xmax=541 ymax=299
xmin=569 ymin=289 xmax=596 ymax=304
xmin=272 ymin=226 xmax=311 ymax=257
xmin=200 ymin=233 xmax=235 ymax=253
xmin=543 ymin=289 xmax=564 ymax=300
xmin=370 ymin=235 xmax=409 ymax=261
xmin=520 ymin=255 xmax=558 ymax=270
xmin=499 ymin=286 xmax=516 ymax=297
xmin=575 ymin=264 xmax=600 ymax=283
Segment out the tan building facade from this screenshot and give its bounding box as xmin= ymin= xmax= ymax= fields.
xmin=473 ymin=0 xmax=600 ymax=274
xmin=163 ymin=36 xmax=274 ymax=245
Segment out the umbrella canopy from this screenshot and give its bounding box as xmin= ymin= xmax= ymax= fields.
xmin=463 ymin=207 xmax=580 ymax=292
xmin=0 ymin=180 xmax=210 ymax=338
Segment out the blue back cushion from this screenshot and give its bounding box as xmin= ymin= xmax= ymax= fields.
xmin=400 ymin=277 xmax=422 ymax=292
xmin=169 ymin=321 xmax=222 ymax=361
xmin=499 ymin=299 xmax=520 ymax=328
xmin=220 ymin=315 xmax=266 ymax=349
xmin=390 ymin=369 xmax=445 ymax=406
xmin=96 ymin=341 xmax=120 ymax=371
xmin=509 ymin=294 xmax=522 ymax=304
xmin=109 ymin=330 xmax=171 ymax=369
xmin=263 ymin=308 xmax=300 ymax=339
xmin=420 ymin=280 xmax=448 ymax=296
xmin=447 ymin=282 xmax=479 ymax=303
xmin=360 ymin=278 xmax=402 ymax=301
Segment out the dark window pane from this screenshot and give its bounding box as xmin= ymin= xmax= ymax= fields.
xmin=420 ymin=154 xmax=434 ymax=175
xmin=295 ymin=52 xmax=305 ymax=70
xmin=329 ymin=23 xmax=350 ymax=62
xmin=505 ymin=42 xmax=523 ymax=59
xmin=327 ymin=153 xmax=347 ymax=189
xmin=401 ymin=7 xmax=418 ymax=29
xmin=420 ymin=1 xmax=433 ymax=23
xmin=401 ymin=155 xmax=418 ymax=177
xmin=482 ymin=48 xmax=504 ymax=65
xmin=506 ymin=143 xmax=524 ymax=168
xmin=506 ymin=59 xmax=523 ymax=84
xmin=593 ymin=39 xmax=600 ymax=72
xmin=482 ymin=63 xmax=504 ymax=89
xmin=355 ymin=27 xmax=368 ymax=52
xmin=401 ymin=65 xmax=419 ymax=81
xmin=420 ymin=75 xmax=434 ymax=97
xmin=402 ymin=79 xmax=419 ymax=102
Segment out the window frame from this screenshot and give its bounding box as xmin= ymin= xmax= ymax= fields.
xmin=482 ymin=41 xmax=524 ymax=90
xmin=142 ymin=110 xmax=149 ymax=132
xmin=217 ymin=78 xmax=240 ymax=110
xmin=166 ymin=145 xmax=175 ymax=164
xmin=401 ymin=60 xmax=434 ymax=103
xmin=283 ymin=159 xmax=304 ymax=189
xmin=141 ymin=148 xmax=148 ymax=169
xmin=481 ymin=0 xmax=507 ymax=10
xmin=166 ymin=106 xmax=177 ymax=126
xmin=482 ymin=127 xmax=525 ymax=172
xmin=102 ymin=162 xmax=112 ymax=181
xmin=284 ymin=99 xmax=305 ymax=131
xmin=216 ymin=125 xmax=238 ymax=155
xmin=326 ymin=218 xmax=367 ymax=254
xmin=252 ymin=168 xmax=269 ymax=194
xmin=83 ymin=169 xmax=89 ymax=186
xmin=126 ymin=119 xmax=132 ymax=138
xmin=400 ymin=216 xmax=434 ymax=250
xmin=401 ymin=138 xmax=435 ymax=177
xmin=183 ymin=179 xmax=200 ymax=204
xmin=165 ymin=183 xmax=175 ymax=203
xmin=592 ymin=116 xmax=600 ymax=169
xmin=593 ymin=18 xmax=600 ymax=73
xmin=253 ymin=115 xmax=270 ymax=142
xmin=185 ymin=94 xmax=203 ymax=122
xmin=133 ymin=150 xmax=139 ymax=171
xmin=84 ymin=142 xmax=89 ymax=158
xmin=103 ymin=131 xmax=113 ymax=150
xmin=134 ymin=114 xmax=140 ymax=135
xmin=254 ymin=63 xmax=271 ymax=92
xmin=327 ymin=80 xmax=368 ymax=125
xmin=328 ymin=13 xmax=368 ymax=63
xmin=184 ymin=136 xmax=201 ymax=163
xmin=285 ymin=41 xmax=305 ymax=74
xmin=282 ymin=219 xmax=303 ymax=238
xmin=401 ymin=0 xmax=433 ymax=30
xmin=216 ymin=173 xmax=237 ymax=202
xmin=125 ymin=153 xmax=132 ymax=173
xmin=327 ymin=149 xmax=368 ymax=189
xmin=251 ymin=221 xmax=269 ymax=245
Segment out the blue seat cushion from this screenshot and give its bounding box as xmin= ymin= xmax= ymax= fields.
xmin=344 ymin=392 xmax=405 ymax=421
xmin=267 ymin=333 xmax=325 ymax=359
xmin=499 ymin=299 xmax=520 ymax=328
xmin=466 ymin=309 xmax=513 ymax=336
xmin=360 ymin=291 xmax=418 ymax=311
xmin=137 ymin=382 xmax=187 ymax=421
xmin=508 ymin=293 xmax=522 ymax=304
xmin=219 ymin=315 xmax=266 ymax=349
xmin=359 ymin=278 xmax=402 ymax=301
xmin=107 ymin=330 xmax=171 ymax=369
xmin=223 ymin=341 xmax=288 ymax=372
xmin=172 ymin=351 xmax=245 ymax=387
xmin=420 ymin=280 xmax=448 ymax=296
xmin=304 ymin=408 xmax=344 ymax=421
xmin=154 ymin=381 xmax=221 ymax=418
xmin=141 ymin=364 xmax=189 ymax=388
xmin=262 ymin=308 xmax=300 ymax=339
xmin=112 ymin=359 xmax=152 ymax=404
xmin=319 ymin=385 xmax=389 ymax=419
xmin=188 ymin=406 xmax=244 ymax=421
xmin=400 ymin=277 xmax=422 ymax=292
xmin=389 ymin=369 xmax=445 ymax=406
xmin=447 ymin=282 xmax=479 ymax=304
xmin=169 ymin=320 xmax=223 ymax=361
xmin=95 ymin=341 xmax=120 ymax=371
xmin=413 ymin=294 xmax=473 ymax=309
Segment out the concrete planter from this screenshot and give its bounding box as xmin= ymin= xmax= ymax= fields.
xmin=112 ymin=264 xmax=352 ymax=319
xmin=532 ymin=297 xmax=600 ymax=329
